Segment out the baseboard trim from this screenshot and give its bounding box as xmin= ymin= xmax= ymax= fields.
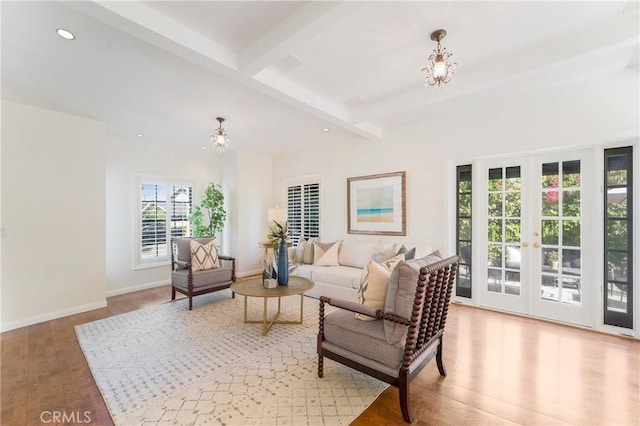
xmin=237 ymin=269 xmax=262 ymax=278
xmin=0 ymin=300 xmax=108 ymax=333
xmin=106 ymin=279 xmax=170 ymax=297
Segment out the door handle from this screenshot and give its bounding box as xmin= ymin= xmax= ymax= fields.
xmin=533 ymin=242 xmax=541 ymax=248
xmin=522 ymin=242 xmax=529 ymax=247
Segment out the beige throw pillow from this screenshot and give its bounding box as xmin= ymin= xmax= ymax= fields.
xmin=355 ymin=254 xmax=404 ymax=321
xmin=190 ymin=239 xmax=220 ymax=271
xmin=314 ymin=241 xmax=342 ymax=266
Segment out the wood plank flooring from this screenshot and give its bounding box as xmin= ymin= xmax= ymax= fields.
xmin=1 ymin=286 xmax=638 ymax=425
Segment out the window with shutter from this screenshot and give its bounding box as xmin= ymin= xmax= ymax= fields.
xmin=136 ymin=178 xmax=193 ymax=267
xmin=286 ymin=179 xmax=321 ymax=245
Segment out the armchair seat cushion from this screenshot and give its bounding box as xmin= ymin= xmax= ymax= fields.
xmin=324 ymin=310 xmax=403 ymax=371
xmin=171 ymin=266 xmax=233 ymax=290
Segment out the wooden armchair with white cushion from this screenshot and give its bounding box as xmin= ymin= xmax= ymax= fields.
xmin=317 ymin=253 xmax=458 ymax=423
xmin=171 ymin=237 xmax=236 ymax=310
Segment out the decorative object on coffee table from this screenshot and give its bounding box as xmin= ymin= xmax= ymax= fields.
xmin=347 ymin=171 xmax=406 ymax=236
xmin=268 ymin=219 xmax=290 ymax=285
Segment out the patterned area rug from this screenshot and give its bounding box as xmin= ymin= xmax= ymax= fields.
xmin=75 ymin=290 xmax=388 ymax=425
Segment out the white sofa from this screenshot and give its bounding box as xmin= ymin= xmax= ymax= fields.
xmin=290 ymin=240 xmax=428 ymax=302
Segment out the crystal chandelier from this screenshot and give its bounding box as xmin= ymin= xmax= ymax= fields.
xmin=210 ymin=117 xmax=229 ymax=152
xmin=421 ymin=29 xmax=457 ymax=87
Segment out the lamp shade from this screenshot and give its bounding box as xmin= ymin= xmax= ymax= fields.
xmin=267 ymin=208 xmax=286 ymax=224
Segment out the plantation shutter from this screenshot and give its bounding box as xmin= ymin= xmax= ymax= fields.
xmin=141 ymin=183 xmax=168 ymax=259
xmin=287 ymin=186 xmax=302 ymax=245
xmin=171 ymin=185 xmax=193 ymax=239
xmin=287 ymin=181 xmax=320 ymax=246
xmin=304 ymin=183 xmax=320 ymax=241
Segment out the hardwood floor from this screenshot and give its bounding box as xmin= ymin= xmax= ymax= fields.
xmin=1 ymin=286 xmax=638 ymax=425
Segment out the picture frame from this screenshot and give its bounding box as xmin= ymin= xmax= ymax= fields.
xmin=347 ymin=171 xmax=406 ymax=236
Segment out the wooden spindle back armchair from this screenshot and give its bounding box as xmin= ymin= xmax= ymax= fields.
xmin=317 ymin=254 xmax=458 ymax=423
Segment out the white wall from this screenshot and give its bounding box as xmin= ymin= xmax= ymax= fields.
xmin=222 ymin=150 xmax=273 ymax=276
xmin=105 ymin=135 xmax=221 ymax=295
xmin=272 ymin=69 xmax=639 ymax=253
xmin=1 ymin=101 xmax=107 ymax=331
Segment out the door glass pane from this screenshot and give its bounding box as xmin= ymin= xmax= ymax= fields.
xmin=542 ymin=220 xmax=559 ymax=245
xmin=540 ymin=160 xmax=582 ymax=306
xmin=505 ymin=246 xmax=521 ymax=270
xmin=563 ymin=191 xmax=580 ymax=217
xmin=542 ymin=192 xmax=559 ymax=216
xmin=562 ymin=160 xmax=581 ymax=188
xmin=562 ymin=220 xmax=581 ymax=246
xmin=488 ymin=244 xmax=502 ymax=267
xmin=488 ymin=219 xmax=502 ymax=242
xmin=505 ymin=166 xmax=521 ymax=190
xmin=505 ymin=192 xmax=521 ymax=216
xmin=606 ymin=155 xmax=627 ymax=185
xmin=505 ymin=219 xmax=520 ymax=242
xmin=488 ymin=168 xmax=503 ymax=191
xmin=488 ymin=193 xmax=502 ymax=216
xmin=487 ymin=166 xmax=521 ymax=296
xmin=542 ymin=162 xmax=559 ymax=188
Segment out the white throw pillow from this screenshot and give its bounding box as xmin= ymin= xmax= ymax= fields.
xmin=190 ymin=239 xmax=220 ymax=271
xmin=314 ymin=241 xmax=342 ymax=266
xmin=338 ymin=240 xmax=376 ymax=269
xmin=355 ymin=254 xmax=404 ymax=321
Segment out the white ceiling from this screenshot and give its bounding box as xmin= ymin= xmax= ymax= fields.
xmin=1 ymin=1 xmax=638 ymax=153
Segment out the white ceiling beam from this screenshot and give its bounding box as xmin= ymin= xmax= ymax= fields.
xmin=251 ymin=69 xmax=381 ymax=139
xmin=350 ymin=12 xmax=640 ymax=124
xmin=66 ymin=1 xmax=239 ymax=77
xmin=239 ymin=2 xmax=365 ymax=77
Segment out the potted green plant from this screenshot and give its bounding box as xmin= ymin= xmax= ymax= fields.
xmin=190 ymin=183 xmax=226 ymax=237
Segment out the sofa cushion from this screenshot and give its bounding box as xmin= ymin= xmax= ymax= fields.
xmin=355 ymin=254 xmax=404 ymax=321
xmin=313 ymin=241 xmax=339 ymax=264
xmin=371 ymin=242 xmax=398 ymax=263
xmin=312 ymin=266 xmax=363 ymax=290
xmin=294 ymin=264 xmax=314 ymax=280
xmin=324 ymin=310 xmax=403 ymax=371
xmin=338 ymin=240 xmax=376 ymax=269
xmin=294 ymin=239 xmax=307 ymax=263
xmin=303 ymin=237 xmax=320 ymax=264
xmin=190 ymin=239 xmax=220 ymax=271
xmin=384 ymin=251 xmax=442 ymax=345
xmin=396 ymin=244 xmax=417 ymax=260
xmin=172 ymin=266 xmax=233 ymax=290
xmin=315 ymin=240 xmax=342 ymax=266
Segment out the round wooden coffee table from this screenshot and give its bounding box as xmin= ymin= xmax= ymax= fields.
xmin=230 ymin=276 xmax=314 ymax=336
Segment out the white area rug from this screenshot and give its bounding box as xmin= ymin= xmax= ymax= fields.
xmin=76 ymin=290 xmax=388 ymax=426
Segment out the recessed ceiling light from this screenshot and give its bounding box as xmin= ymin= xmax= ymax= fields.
xmin=201 ymin=147 xmax=207 ymax=150
xmin=323 ymin=128 xmax=330 ymax=132
xmin=56 ymin=28 xmax=75 ymax=40
xmin=137 ymin=134 xmax=144 ymax=138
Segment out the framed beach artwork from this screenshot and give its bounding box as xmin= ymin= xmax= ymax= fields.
xmin=347 ymin=171 xmax=406 ymax=235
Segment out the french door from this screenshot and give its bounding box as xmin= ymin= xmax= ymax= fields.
xmin=475 ymin=150 xmax=593 ymax=326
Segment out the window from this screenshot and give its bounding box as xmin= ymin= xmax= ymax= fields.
xmin=286 ymin=180 xmax=320 ymax=245
xmin=604 ymin=147 xmax=633 ymax=329
xmin=137 ymin=179 xmax=193 ymax=267
xmin=456 ymin=165 xmax=472 ymax=298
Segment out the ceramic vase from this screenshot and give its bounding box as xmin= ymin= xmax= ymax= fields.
xmin=277 ymin=239 xmax=289 ymax=286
